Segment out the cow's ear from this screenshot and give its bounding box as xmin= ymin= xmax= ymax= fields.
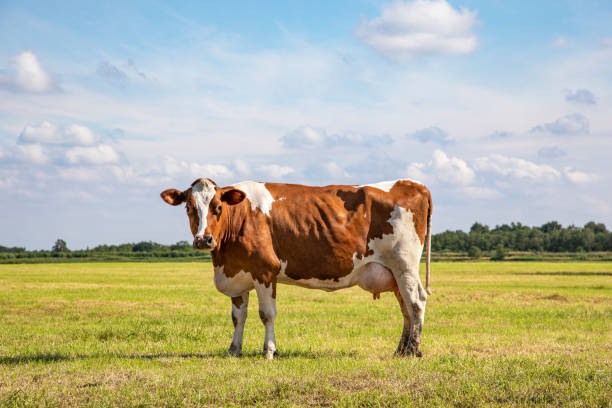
xmin=160 ymin=189 xmax=186 ymax=206
xmin=220 ymin=188 xmax=246 ymax=205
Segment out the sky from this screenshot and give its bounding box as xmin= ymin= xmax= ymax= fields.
xmin=1 ymin=0 xmax=611 ymax=250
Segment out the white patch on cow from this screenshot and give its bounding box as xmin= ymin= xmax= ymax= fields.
xmin=232 ymin=181 xmax=275 ymax=216
xmin=358 ymin=178 xmax=423 ymax=192
xmin=352 ymin=205 xmax=423 ymax=278
xmin=279 ymin=259 xmax=288 ymax=275
xmin=213 ymin=265 xmax=255 ymax=297
xmin=254 ymin=281 xmax=277 ymax=359
xmin=358 ymin=180 xmax=397 ymax=192
xmin=191 ymin=179 xmax=216 ymax=238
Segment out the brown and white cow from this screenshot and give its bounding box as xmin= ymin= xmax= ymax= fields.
xmin=161 ymin=178 xmax=432 ymax=359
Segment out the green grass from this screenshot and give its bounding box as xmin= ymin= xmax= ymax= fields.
xmin=0 ymin=262 xmax=610 ymax=407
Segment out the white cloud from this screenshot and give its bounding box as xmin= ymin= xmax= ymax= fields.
xmin=463 ymin=186 xmax=502 ymax=199
xmin=473 ymin=154 xmax=560 ymax=182
xmin=408 ymin=126 xmax=453 ymax=145
xmin=564 ymin=89 xmax=597 ymax=105
xmin=64 ymin=124 xmax=98 ymax=145
xmin=281 ymin=126 xmax=328 ymax=148
xmin=356 ymin=0 xmax=478 ymax=61
xmin=17 ymin=144 xmax=48 ymax=165
xmin=320 ymin=162 xmax=350 ymax=179
xmin=57 ymin=167 xmax=103 ymax=182
xmin=257 ymin=164 xmax=294 ymax=179
xmin=281 ymin=125 xmax=392 ymax=149
xmin=163 ymin=156 xmax=188 ymax=176
xmin=65 ymin=144 xmax=120 ymax=165
xmin=12 ymin=51 xmax=55 ymax=93
xmin=405 ymin=150 xmax=475 ymax=185
xmin=431 ymin=149 xmax=475 ymax=185
xmin=405 ymin=162 xmax=427 ymax=182
xmin=233 ymin=159 xmax=251 ymax=176
xmin=19 ymin=122 xmax=98 ymax=146
xmin=190 ymin=163 xmax=233 ymax=178
xmin=530 ymin=113 xmax=589 ymax=135
xmin=563 ymin=167 xmax=599 ymax=184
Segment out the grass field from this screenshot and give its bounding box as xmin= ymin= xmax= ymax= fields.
xmin=0 ymin=262 xmax=610 ymax=407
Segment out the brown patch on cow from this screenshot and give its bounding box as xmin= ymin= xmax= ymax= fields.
xmin=231 ymin=296 xmax=244 ymax=308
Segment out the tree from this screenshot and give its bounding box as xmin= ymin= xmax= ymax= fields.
xmin=540 ymin=221 xmax=562 ymax=233
xmin=584 ymin=221 xmax=607 ymax=234
xmin=491 ymin=244 xmax=505 ymax=261
xmin=52 ymin=239 xmax=69 ymax=252
xmin=470 ymin=222 xmax=489 ymax=234
xmin=468 ymin=246 xmax=482 ymax=259
xmin=132 ymin=241 xmax=155 ymax=252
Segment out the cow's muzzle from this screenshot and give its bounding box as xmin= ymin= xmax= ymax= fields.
xmin=193 ymin=234 xmax=216 ymax=250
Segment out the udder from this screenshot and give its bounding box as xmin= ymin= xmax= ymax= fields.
xmin=357 ymin=263 xmax=397 ymax=300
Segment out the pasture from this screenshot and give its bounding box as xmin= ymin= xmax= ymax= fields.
xmin=0 ymin=262 xmax=610 ymax=407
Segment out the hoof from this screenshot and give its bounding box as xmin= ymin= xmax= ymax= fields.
xmin=225 ymin=344 xmax=242 ymax=357
xmin=263 ymin=349 xmax=278 ymax=360
xmin=395 ymin=343 xmax=422 ymax=357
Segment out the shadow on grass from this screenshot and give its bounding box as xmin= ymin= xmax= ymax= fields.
xmin=0 ymin=349 xmax=356 ymax=365
xmin=513 ymin=271 xmax=612 ymax=276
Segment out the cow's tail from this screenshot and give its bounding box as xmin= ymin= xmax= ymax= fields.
xmin=425 ymin=191 xmax=433 ymax=295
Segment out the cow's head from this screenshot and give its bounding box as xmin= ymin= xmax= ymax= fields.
xmin=160 ymin=178 xmax=246 ymax=250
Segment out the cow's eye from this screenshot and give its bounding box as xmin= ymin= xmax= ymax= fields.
xmin=217 ymin=204 xmax=223 ymax=214
xmin=185 ymin=205 xmax=190 ymax=213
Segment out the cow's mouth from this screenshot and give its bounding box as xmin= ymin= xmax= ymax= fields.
xmin=193 ymin=235 xmax=216 ymax=250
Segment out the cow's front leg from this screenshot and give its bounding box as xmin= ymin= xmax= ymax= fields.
xmin=254 ymin=281 xmax=277 ymax=360
xmin=227 ymin=292 xmax=249 ymax=356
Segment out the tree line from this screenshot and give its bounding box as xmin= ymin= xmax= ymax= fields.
xmin=1 ymin=220 xmax=611 ymax=263
xmin=432 ymin=221 xmax=612 ymax=253
xmin=0 ymin=240 xmax=210 ymax=262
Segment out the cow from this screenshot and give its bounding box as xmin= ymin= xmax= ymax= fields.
xmin=161 ymin=178 xmax=432 ymax=359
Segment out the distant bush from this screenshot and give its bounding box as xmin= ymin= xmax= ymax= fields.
xmin=467 ymin=246 xmax=481 ymax=259
xmin=491 ymin=244 xmax=505 ymax=261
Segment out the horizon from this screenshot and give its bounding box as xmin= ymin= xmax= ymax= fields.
xmin=1 ymin=1 xmax=611 ymax=250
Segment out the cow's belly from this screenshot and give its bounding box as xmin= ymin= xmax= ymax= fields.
xmin=278 ymin=261 xmax=396 ymax=295
xmin=213 ymin=266 xmax=255 ymax=297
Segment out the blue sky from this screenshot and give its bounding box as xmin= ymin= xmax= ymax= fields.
xmin=1 ymin=0 xmax=611 ymax=250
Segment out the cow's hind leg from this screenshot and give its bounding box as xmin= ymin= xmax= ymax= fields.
xmin=255 ymin=281 xmax=277 ymax=360
xmin=394 ymin=270 xmax=427 ymax=357
xmin=226 ymin=292 xmax=249 ymax=356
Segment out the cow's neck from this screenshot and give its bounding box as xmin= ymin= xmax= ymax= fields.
xmin=211 ymin=203 xmax=247 ymax=263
